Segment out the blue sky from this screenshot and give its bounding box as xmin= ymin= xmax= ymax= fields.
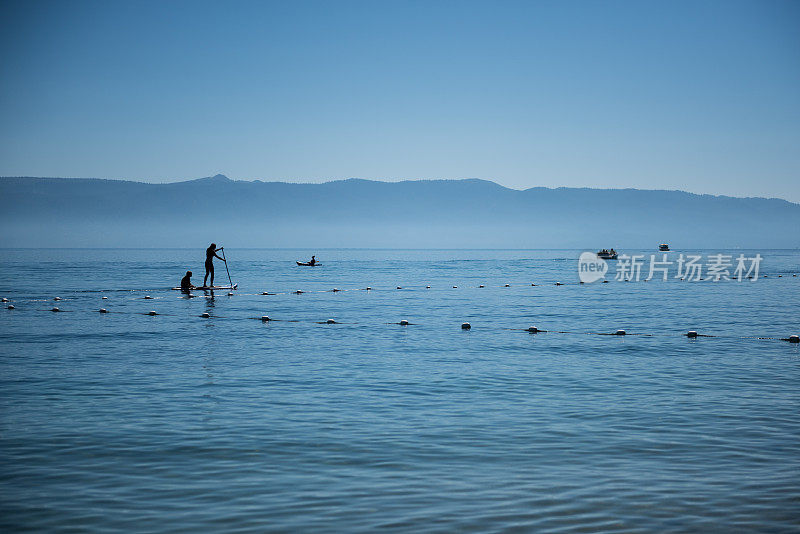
xmin=1 ymin=0 xmax=798 ymax=200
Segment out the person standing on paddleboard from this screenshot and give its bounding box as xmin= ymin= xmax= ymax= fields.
xmin=204 ymin=243 xmax=225 ymax=287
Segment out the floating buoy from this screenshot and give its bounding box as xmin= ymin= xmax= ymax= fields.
xmin=51 ymin=307 xmax=60 ymax=312
xmin=331 ymin=288 xmax=340 ymax=292
xmin=579 ymin=281 xmax=584 ymax=284
xmin=365 ymin=287 xmax=372 ymax=291
xmin=555 ymin=282 xmax=563 ymax=286
xmin=615 ymin=329 xmax=626 ymax=336
xmin=102 ymin=296 xmax=108 ymax=300
xmin=227 ymin=292 xmax=234 ymax=296
xmin=778 ymin=275 xmax=782 ymax=278
xmin=602 ymin=280 xmax=609 ymax=283
xmin=531 ymin=283 xmax=536 ymax=286
xmin=294 ymin=290 xmax=304 ymax=294
xmin=453 ymin=286 xmax=458 ymax=289
xmin=788 ymin=335 xmax=799 ymax=344
xmin=399 ymin=319 xmax=409 ymax=326
xmin=201 ymin=312 xmax=210 ymax=318
xmin=326 ymin=319 xmax=336 ymax=324
xmin=397 ymin=286 xmax=402 ymax=290
xmin=144 ymin=295 xmax=152 ymax=299
xmin=527 ymin=326 xmax=539 ymax=333
xmin=504 ymin=284 xmax=510 ymax=287
xmin=479 ymin=285 xmax=485 ymax=288
xmin=148 ymin=310 xmax=157 ymax=316
xmin=261 ymin=316 xmax=270 ymax=322
xmin=687 ymin=330 xmax=698 ymax=338
xmin=262 ymin=291 xmax=270 ymax=295
xmin=461 ymin=322 xmax=471 ymax=330
xmin=54 ymin=297 xmax=61 ymax=301
xmin=426 ymin=286 xmax=431 ymax=289
xmin=1 ymin=298 xmax=7 ymax=302
xmin=99 ymin=308 xmax=108 ymax=313
xmin=7 ymin=305 xmax=15 ymax=310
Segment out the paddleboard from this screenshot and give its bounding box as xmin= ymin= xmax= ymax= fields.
xmin=171 ymin=284 xmax=238 ymax=291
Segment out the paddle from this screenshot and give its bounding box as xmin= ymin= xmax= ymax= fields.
xmin=221 ymin=247 xmax=234 ymax=289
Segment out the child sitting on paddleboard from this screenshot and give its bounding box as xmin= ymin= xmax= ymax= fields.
xmin=180 ymin=270 xmax=195 ymax=290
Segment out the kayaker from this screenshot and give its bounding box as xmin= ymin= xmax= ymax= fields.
xmin=309 ymin=255 xmax=316 ymax=266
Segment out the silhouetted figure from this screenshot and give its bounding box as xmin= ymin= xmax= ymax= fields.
xmin=204 ymin=243 xmax=225 ymax=287
xmin=309 ymin=255 xmax=316 ymax=266
xmin=180 ymin=270 xmax=194 ymax=290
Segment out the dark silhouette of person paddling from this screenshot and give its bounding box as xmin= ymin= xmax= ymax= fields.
xmin=309 ymin=255 xmax=316 ymax=266
xmin=204 ymin=243 xmax=225 ymax=287
xmin=180 ymin=270 xmax=194 ymax=290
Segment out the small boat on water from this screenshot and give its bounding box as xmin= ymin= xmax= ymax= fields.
xmin=659 ymin=243 xmax=670 ymax=251
xmin=296 ymin=261 xmax=320 ymax=266
xmin=597 ymin=249 xmax=618 ymax=260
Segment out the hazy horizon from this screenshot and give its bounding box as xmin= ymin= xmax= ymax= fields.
xmin=4 ymin=173 xmax=800 ymax=204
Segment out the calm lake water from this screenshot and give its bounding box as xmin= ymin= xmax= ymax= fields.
xmin=1 ymin=249 xmax=799 ymax=532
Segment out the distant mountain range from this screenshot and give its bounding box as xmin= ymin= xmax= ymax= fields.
xmin=2 ymin=174 xmax=799 ymax=248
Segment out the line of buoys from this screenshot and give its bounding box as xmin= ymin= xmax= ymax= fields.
xmin=7 ymin=299 xmax=797 ymax=344
xmin=248 ymin=274 xmax=796 ymax=293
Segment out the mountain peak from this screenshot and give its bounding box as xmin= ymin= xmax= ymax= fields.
xmin=186 ymin=173 xmax=231 ymax=184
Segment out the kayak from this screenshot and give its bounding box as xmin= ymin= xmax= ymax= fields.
xmin=296 ymin=261 xmax=320 ymax=266
xmin=171 ymin=284 xmax=238 ymax=290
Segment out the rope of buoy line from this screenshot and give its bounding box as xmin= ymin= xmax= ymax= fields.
xmin=2 ymin=270 xmax=797 ymax=302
